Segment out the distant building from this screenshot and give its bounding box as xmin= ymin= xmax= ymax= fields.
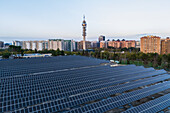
xmin=108 ymin=41 xmax=114 ymax=48
xmin=71 ymin=40 xmax=78 ymax=51
xmin=125 ymin=40 xmax=136 ymax=48
xmin=31 ymin=41 xmax=37 ymax=50
xmin=120 ymin=39 xmax=126 ymax=48
xmin=25 ymin=41 xmax=31 ymax=49
xmin=0 ymin=41 xmax=4 ymax=49
xmin=21 ymin=41 xmax=48 ymax=50
xmin=48 ymin=39 xmax=64 ymax=51
xmin=37 ymin=41 xmax=48 ymax=51
xmin=78 ymin=41 xmax=91 ymax=50
xmin=98 ymin=35 xmax=105 ymax=42
xmin=86 ymin=41 xmax=92 ymax=49
xmin=108 ymin=40 xmax=121 ymax=48
xmin=91 ymin=41 xmax=100 ymax=48
xmin=77 ymin=41 xmax=83 ymax=50
xmin=4 ymin=43 xmax=10 ymax=49
xmin=100 ymin=41 xmax=108 ymax=48
xmin=108 ymin=40 xmax=136 ymax=49
xmin=12 ymin=41 xmax=23 ymax=47
xmin=13 ymin=39 xmax=76 ymax=52
xmin=161 ymin=37 xmax=170 ymax=55
xmin=63 ymin=40 xmax=72 ymax=51
xmin=135 ymin=41 xmax=140 ymax=48
xmin=140 ymin=36 xmax=161 ymax=54
xmin=48 ymin=39 xmax=75 ymax=51
xmin=113 ymin=41 xmax=121 ymax=48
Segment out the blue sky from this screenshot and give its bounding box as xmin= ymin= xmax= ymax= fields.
xmin=0 ymin=0 xmax=170 ymax=42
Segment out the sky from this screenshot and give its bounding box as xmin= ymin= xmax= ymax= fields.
xmin=0 ymin=0 xmax=170 ymax=43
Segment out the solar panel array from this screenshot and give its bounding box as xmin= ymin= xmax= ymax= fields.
xmin=0 ymin=56 xmax=169 ymax=113
xmin=122 ymin=93 xmax=170 ymax=113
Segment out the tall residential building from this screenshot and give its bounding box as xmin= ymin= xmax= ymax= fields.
xmin=31 ymin=41 xmax=37 ymax=50
xmin=98 ymin=35 xmax=105 ymax=42
xmin=13 ymin=39 xmax=75 ymax=51
xmin=21 ymin=41 xmax=48 ymax=50
xmin=37 ymin=41 xmax=48 ymax=51
xmin=82 ymin=16 xmax=87 ymax=50
xmin=71 ymin=40 xmax=78 ymax=51
xmin=49 ymin=39 xmax=75 ymax=52
xmin=25 ymin=41 xmax=31 ymax=49
xmin=78 ymin=41 xmax=91 ymax=50
xmin=63 ymin=40 xmax=72 ymax=51
xmin=48 ymin=39 xmax=64 ymax=51
xmin=12 ymin=41 xmax=23 ymax=47
xmin=86 ymin=41 xmax=92 ymax=49
xmin=91 ymin=41 xmax=100 ymax=48
xmin=0 ymin=41 xmax=4 ymax=49
xmin=22 ymin=41 xmax=31 ymax=49
xmin=140 ymin=36 xmax=161 ymax=54
xmin=77 ymin=41 xmax=83 ymax=50
xmin=161 ymin=37 xmax=170 ymax=55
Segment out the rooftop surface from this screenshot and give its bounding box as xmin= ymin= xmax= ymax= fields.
xmin=0 ymin=56 xmax=170 ymax=113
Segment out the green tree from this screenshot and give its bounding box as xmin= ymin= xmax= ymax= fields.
xmin=60 ymin=50 xmax=64 ymax=55
xmin=21 ymin=49 xmax=24 ymax=56
xmin=2 ymin=52 xmax=11 ymax=59
xmin=81 ymin=50 xmax=85 ymax=56
xmin=51 ymin=50 xmax=57 ymax=56
xmin=35 ymin=49 xmax=38 ymax=53
xmin=56 ymin=48 xmax=61 ymax=56
xmin=85 ymin=50 xmax=89 ymax=56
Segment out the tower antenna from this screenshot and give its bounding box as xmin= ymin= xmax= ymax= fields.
xmin=83 ymin=15 xmax=85 ymax=20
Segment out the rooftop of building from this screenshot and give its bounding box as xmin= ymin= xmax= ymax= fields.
xmin=141 ymin=35 xmax=161 ymax=39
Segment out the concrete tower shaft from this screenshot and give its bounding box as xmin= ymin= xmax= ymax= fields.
xmin=82 ymin=15 xmax=87 ymax=50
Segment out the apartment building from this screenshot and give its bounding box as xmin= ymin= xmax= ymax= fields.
xmin=78 ymin=41 xmax=91 ymax=50
xmin=161 ymin=37 xmax=170 ymax=55
xmin=140 ymin=36 xmax=161 ymax=54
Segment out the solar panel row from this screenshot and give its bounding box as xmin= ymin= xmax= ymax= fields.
xmin=1 ymin=69 xmax=164 ymax=100
xmin=0 ymin=69 xmax=166 ymax=112
xmin=11 ymin=74 xmax=170 ymax=113
xmin=66 ymin=81 xmax=170 ymax=113
xmin=122 ymin=93 xmax=170 ymax=113
xmin=1 ymin=67 xmax=154 ymax=92
xmin=0 ymin=56 xmax=108 ymax=67
xmin=0 ymin=56 xmax=109 ymax=77
xmin=1 ymin=65 xmax=144 ymax=84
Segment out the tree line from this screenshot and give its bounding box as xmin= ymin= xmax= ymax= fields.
xmin=84 ymin=49 xmax=170 ymax=71
xmin=0 ymin=46 xmax=169 ymax=71
xmin=0 ymin=46 xmax=69 ymax=58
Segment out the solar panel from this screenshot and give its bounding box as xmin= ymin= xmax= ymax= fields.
xmin=0 ymin=56 xmax=110 ymax=77
xmin=11 ymin=74 xmax=170 ymax=112
xmin=66 ymin=81 xmax=170 ymax=113
xmin=122 ymin=93 xmax=170 ymax=113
